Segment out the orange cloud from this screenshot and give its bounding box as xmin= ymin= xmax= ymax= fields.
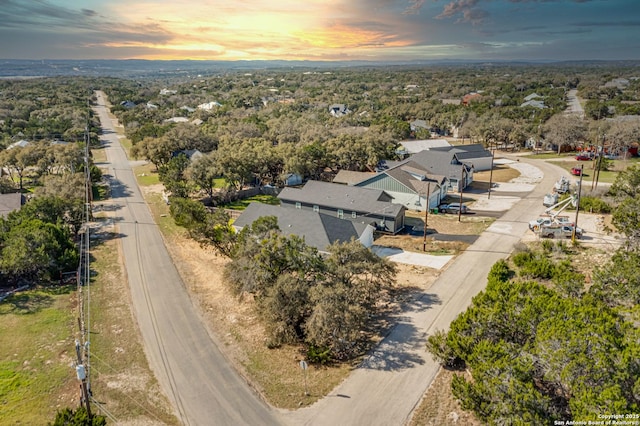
xmin=99 ymin=1 xmax=420 ymax=60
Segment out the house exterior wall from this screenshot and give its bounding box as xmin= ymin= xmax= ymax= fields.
xmin=464 ymin=157 xmax=492 ymax=172
xmin=279 ymin=199 xmax=404 ymax=234
xmin=375 ymin=189 xmax=442 ymax=212
xmin=358 ymin=225 xmax=375 ymax=248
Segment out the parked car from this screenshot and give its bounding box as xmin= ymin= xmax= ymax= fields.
xmin=570 ymin=167 xmax=582 ymax=176
xmin=575 ymin=154 xmax=592 ymax=161
xmin=439 ymin=203 xmax=469 ymax=214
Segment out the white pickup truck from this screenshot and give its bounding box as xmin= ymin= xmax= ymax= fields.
xmin=537 ymin=224 xmax=583 ymax=239
xmin=529 ymin=216 xmax=573 ymax=231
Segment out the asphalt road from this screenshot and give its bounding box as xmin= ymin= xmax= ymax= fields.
xmin=93 ymin=92 xmax=279 ymax=426
xmin=282 ymin=156 xmax=564 ymax=426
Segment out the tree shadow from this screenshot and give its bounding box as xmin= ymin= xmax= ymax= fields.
xmin=359 ymin=322 xmax=427 ymax=371
xmin=1 ymin=292 xmax=54 ymax=315
xmin=89 ymin=231 xmax=127 ymax=247
xmin=431 ymin=234 xmax=479 ymax=244
xmin=40 ymin=283 xmax=75 ymax=296
xmin=93 ymin=203 xmax=123 ymax=213
xmin=360 ymin=291 xmax=442 ymax=371
xmin=102 ymin=174 xmax=133 ymax=199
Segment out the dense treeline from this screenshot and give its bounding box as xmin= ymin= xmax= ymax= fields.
xmin=427 ymin=166 xmax=640 ymax=423
xmin=0 ymin=196 xmax=81 ymax=286
xmin=98 ymin=63 xmax=640 ymax=195
xmin=0 ymin=77 xmax=103 ymax=148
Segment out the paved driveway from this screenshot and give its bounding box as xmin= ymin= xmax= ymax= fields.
xmin=282 ymin=157 xmax=562 ymax=425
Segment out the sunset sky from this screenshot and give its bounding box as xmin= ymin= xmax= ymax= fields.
xmin=0 ymin=0 xmax=638 ymax=61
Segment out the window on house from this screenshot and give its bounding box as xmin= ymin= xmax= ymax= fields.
xmin=313 ymin=205 xmax=319 ymax=212
xmin=337 ymin=209 xmax=344 ymax=219
xmin=295 ymin=202 xmax=301 ymax=209
xmin=351 ymin=211 xmax=357 ymax=218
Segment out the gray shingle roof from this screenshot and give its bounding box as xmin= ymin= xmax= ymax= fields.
xmin=0 ymin=193 xmax=25 ymax=218
xmin=332 ymin=170 xmax=374 ymax=185
xmin=232 ymin=203 xmax=371 ymax=251
xmin=278 ymin=180 xmax=404 ymax=217
xmin=404 ymin=150 xmax=465 ymax=178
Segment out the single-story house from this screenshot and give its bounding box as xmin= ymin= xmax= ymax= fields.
xmin=397 ymin=139 xmax=451 ymax=156
xmin=329 ymin=104 xmax=350 ymax=117
xmin=430 ymin=143 xmax=493 ymax=172
xmin=524 ymin=93 xmax=543 ymax=102
xmin=163 ymin=117 xmax=190 ymax=124
xmin=0 ymin=193 xmax=26 ymax=218
xmin=197 ymin=101 xmax=222 ymax=110
xmin=354 ymin=161 xmax=448 ymax=212
xmin=520 ymin=99 xmax=546 ymax=109
xmin=7 ymin=140 xmax=30 ymax=150
xmin=282 ymin=173 xmax=303 ymax=186
xmin=171 ymin=149 xmax=203 ymax=161
xmin=409 ymin=119 xmax=430 ymax=133
xmin=232 ymin=203 xmax=375 ymax=252
xmin=278 ymin=180 xmax=406 ymax=234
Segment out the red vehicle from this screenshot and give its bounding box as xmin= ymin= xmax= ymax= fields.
xmin=575 ymin=154 xmax=591 ymax=161
xmin=571 ymin=167 xmax=582 ymax=176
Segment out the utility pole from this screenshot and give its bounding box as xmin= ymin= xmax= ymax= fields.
xmin=591 ymin=131 xmax=600 ymax=191
xmin=423 ymin=182 xmax=431 ymax=252
xmin=572 ymin=165 xmax=584 ymax=243
xmin=487 ymin=151 xmax=494 ymax=199
xmin=593 ymin=134 xmax=604 ymax=191
xmin=458 ymin=167 xmax=465 ymax=222
xmin=75 ymin=339 xmax=92 ymax=417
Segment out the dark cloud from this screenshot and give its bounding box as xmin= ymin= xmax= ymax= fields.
xmin=458 ymin=7 xmax=489 ymax=25
xmin=0 ymin=0 xmax=176 ymax=57
xmin=572 ymin=20 xmax=640 ymax=27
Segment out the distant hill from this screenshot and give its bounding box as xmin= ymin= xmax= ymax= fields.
xmin=1 ymin=59 xmax=639 ymax=80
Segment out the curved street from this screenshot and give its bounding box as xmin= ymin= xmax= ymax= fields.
xmin=94 ymin=89 xmax=565 ymax=425
xmin=93 ymin=91 xmax=280 ymax=426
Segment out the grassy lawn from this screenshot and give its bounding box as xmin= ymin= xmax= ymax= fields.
xmin=222 ymin=194 xmax=280 ymax=210
xmin=91 ymin=146 xmax=107 ymax=163
xmin=521 ymin=152 xmax=570 ymax=160
xmin=133 ymin=163 xmax=160 ymax=187
xmin=0 ymin=286 xmax=78 ymax=424
xmin=547 ymin=160 xmax=620 ymax=184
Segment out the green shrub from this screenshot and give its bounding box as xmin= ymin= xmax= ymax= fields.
xmin=487 ymin=259 xmax=512 ymax=284
xmin=306 ymin=345 xmax=332 ymax=365
xmin=518 ymin=254 xmax=555 ymax=279
xmin=49 ymin=406 xmax=106 ymax=426
xmin=579 ymin=196 xmax=611 ymax=214
xmin=512 ymin=251 xmax=534 ymax=268
xmin=426 ymin=330 xmax=462 ymax=369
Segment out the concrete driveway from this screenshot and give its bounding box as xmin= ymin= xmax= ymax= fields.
xmin=282 ymin=156 xmax=563 ymax=426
